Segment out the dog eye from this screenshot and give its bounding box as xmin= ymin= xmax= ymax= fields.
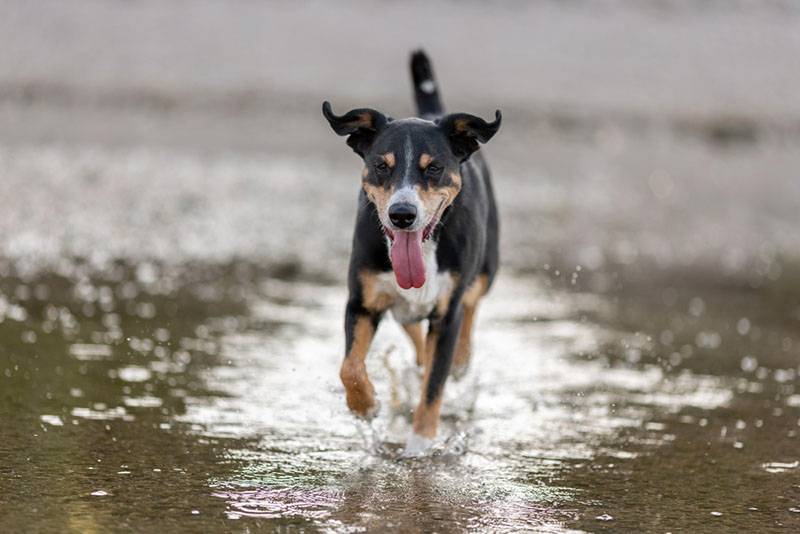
xmin=375 ymin=162 xmax=389 ymax=175
xmin=426 ymin=164 xmax=443 ymax=178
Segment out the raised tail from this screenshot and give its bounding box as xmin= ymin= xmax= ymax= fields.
xmin=410 ymin=50 xmax=443 ymax=117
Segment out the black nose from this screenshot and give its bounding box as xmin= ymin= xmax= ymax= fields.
xmin=388 ymin=203 xmax=417 ymax=229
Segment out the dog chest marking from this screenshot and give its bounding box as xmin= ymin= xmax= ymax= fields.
xmin=385 ymin=240 xmax=452 ymax=323
xmin=360 ymin=240 xmax=454 ymax=322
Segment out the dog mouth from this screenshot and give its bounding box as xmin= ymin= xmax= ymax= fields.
xmin=381 ymin=215 xmax=439 ymax=243
xmin=381 ymin=202 xmax=443 ymax=290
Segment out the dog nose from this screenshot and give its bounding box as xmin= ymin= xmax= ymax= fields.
xmin=388 ymin=203 xmax=417 ymax=229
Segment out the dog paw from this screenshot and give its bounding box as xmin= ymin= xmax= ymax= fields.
xmin=400 ymin=432 xmax=434 ymax=458
xmin=361 ymin=398 xmax=381 ymax=420
xmin=347 ymin=395 xmax=381 ymax=421
xmin=450 ymin=361 xmax=470 ymax=381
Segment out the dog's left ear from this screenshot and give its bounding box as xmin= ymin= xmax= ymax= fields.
xmin=322 ymin=101 xmax=388 ymax=157
xmin=439 ymin=110 xmax=502 ymax=160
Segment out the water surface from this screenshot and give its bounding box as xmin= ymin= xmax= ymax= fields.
xmin=2 ymin=254 xmax=799 ymax=532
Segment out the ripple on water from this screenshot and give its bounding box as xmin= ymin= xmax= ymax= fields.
xmin=71 ymin=406 xmax=134 ymax=422
xmin=179 ymin=274 xmax=740 ymax=531
xmin=762 ymin=461 xmax=799 ymax=474
xmin=40 ymin=414 xmax=64 ymax=426
xmin=116 ymin=366 xmax=152 ymax=382
xmin=69 ymin=343 xmax=114 ymax=361
xmin=211 ymin=487 xmax=343 ymax=520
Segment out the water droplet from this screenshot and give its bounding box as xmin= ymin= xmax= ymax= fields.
xmin=40 ymin=415 xmax=64 ymax=426
xmin=762 ymin=461 xmax=799 ymax=473
xmin=689 ymin=297 xmax=705 ymax=317
xmin=117 ymin=366 xmax=152 ymax=383
xmin=740 ymin=356 xmax=758 ymax=373
xmin=737 ymin=318 xmax=751 ymax=335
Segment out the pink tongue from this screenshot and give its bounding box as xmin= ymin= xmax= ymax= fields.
xmin=390 ymin=230 xmax=426 ymax=289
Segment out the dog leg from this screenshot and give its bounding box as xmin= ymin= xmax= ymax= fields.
xmin=340 ymin=303 xmax=381 ymax=418
xmin=404 ymin=300 xmax=463 ymax=455
xmin=452 ymin=275 xmax=487 ymax=378
xmin=402 ymin=321 xmax=427 ymax=367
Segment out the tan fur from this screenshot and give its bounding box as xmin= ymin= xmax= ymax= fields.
xmin=448 ymin=171 xmax=462 ymax=190
xmin=412 ymin=395 xmax=443 ymax=438
xmin=436 ymin=273 xmax=458 ymax=318
xmin=424 ymin=330 xmax=438 ymax=370
xmin=339 ymin=316 xmax=377 ymax=416
xmin=453 ymin=118 xmax=470 ymax=133
xmin=402 ymin=322 xmax=427 ymax=366
xmin=359 ymin=271 xmax=395 ymax=312
xmin=411 ymin=274 xmax=489 ymax=435
xmin=417 ymin=170 xmax=462 ymax=219
xmin=462 ymin=274 xmax=488 ymax=308
xmin=453 ymin=274 xmax=488 ymax=372
xmin=419 ymin=153 xmax=432 ymax=169
xmin=362 ymin=182 xmax=392 ymax=215
xmin=357 ymin=112 xmax=374 ymax=128
xmin=412 ymin=328 xmax=442 ymax=437
xmin=381 ymin=152 xmax=396 ymax=168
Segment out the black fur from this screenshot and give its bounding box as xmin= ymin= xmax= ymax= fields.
xmin=410 ymin=50 xmax=443 ymax=117
xmin=324 ymin=50 xmax=501 ymax=415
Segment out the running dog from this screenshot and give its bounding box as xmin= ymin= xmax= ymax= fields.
xmin=322 ymin=50 xmax=501 ymax=454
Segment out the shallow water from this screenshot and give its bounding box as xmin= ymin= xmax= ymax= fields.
xmin=3 ymin=1 xmax=800 ymax=532
xmin=2 ymin=256 xmax=799 ymax=532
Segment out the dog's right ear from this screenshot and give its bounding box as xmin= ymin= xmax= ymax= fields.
xmin=322 ymin=101 xmax=388 ymax=157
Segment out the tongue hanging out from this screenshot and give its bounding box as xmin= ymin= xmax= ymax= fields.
xmin=390 ymin=230 xmax=426 ymax=289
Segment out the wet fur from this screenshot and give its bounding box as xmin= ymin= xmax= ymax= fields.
xmin=324 ymin=50 xmax=501 ymax=447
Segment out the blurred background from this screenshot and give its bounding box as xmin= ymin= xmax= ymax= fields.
xmin=1 ymin=1 xmax=799 ymax=532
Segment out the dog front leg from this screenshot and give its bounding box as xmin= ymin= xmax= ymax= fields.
xmin=402 ymin=321 xmax=427 ymax=367
xmin=406 ymin=300 xmax=463 ymax=454
xmin=340 ymin=302 xmax=381 ymax=418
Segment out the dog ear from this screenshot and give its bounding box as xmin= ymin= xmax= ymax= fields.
xmin=438 ymin=110 xmax=502 ymax=160
xmin=322 ymin=101 xmax=388 ymax=157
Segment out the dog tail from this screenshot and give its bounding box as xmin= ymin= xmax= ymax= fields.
xmin=410 ymin=50 xmax=443 ymax=117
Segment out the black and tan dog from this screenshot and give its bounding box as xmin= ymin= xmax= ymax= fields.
xmin=322 ymin=50 xmax=501 ymax=454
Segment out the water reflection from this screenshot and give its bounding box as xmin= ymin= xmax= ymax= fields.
xmin=0 ymin=261 xmax=261 ymax=530
xmin=2 ymin=255 xmax=799 ymax=531
xmin=194 ymin=272 xmax=782 ymax=532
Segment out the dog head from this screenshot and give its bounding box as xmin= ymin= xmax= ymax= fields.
xmin=322 ymin=102 xmax=501 ymax=242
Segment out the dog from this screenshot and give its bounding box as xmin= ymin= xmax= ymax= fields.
xmin=322 ymin=50 xmax=501 ymax=454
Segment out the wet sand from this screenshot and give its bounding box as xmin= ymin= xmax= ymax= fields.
xmin=1 ymin=2 xmax=800 ymax=532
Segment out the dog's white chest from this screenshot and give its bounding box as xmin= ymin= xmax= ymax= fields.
xmin=376 ymin=240 xmax=453 ymax=324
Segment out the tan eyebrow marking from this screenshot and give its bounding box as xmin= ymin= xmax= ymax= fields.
xmin=419 ymin=153 xmax=433 ymax=169
xmin=381 ymin=153 xmax=396 ymax=168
